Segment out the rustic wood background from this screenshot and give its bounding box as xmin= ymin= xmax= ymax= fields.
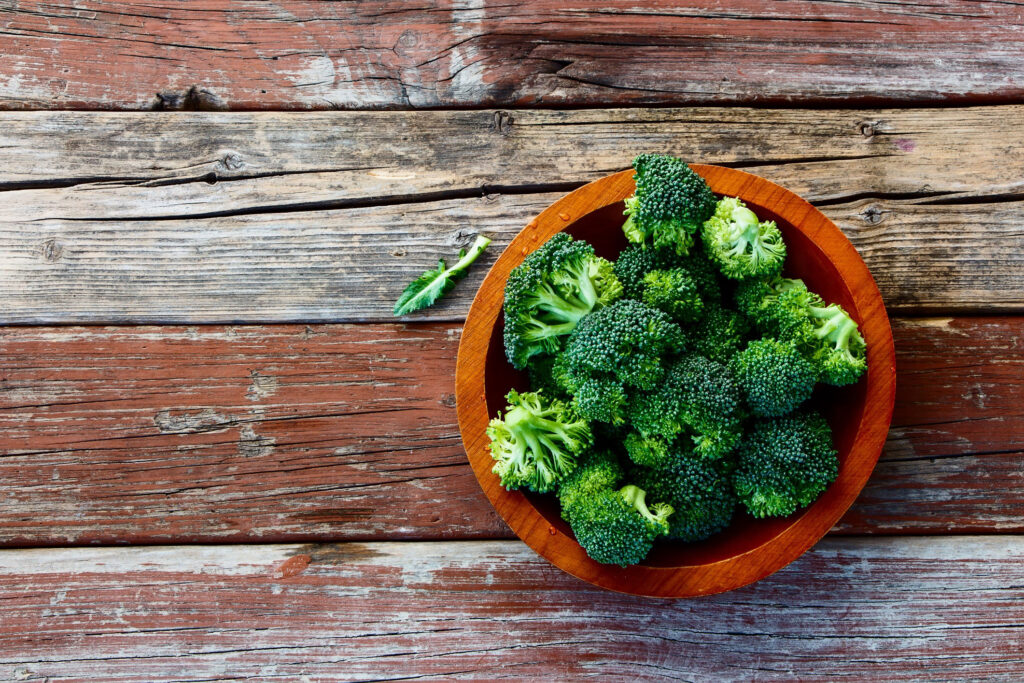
xmin=1 ymin=1 xmax=1023 ymax=680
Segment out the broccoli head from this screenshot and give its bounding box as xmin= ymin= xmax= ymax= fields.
xmin=621 ymin=154 xmax=717 ymax=255
xmin=732 ymin=411 xmax=839 ymax=518
xmin=805 ymin=302 xmax=867 ymax=386
xmin=613 ymin=244 xmax=679 ymax=300
xmin=732 ymin=338 xmax=817 ymax=417
xmin=563 ymin=484 xmax=673 ymax=566
xmin=642 ymin=267 xmax=704 ymax=322
xmin=628 ymin=355 xmax=744 ymax=460
xmin=623 ymin=431 xmax=675 ymax=468
xmin=702 ymin=196 xmax=786 ymax=280
xmin=560 ymin=299 xmax=686 ymax=425
xmin=572 ymin=376 xmax=629 ymax=425
xmin=632 ymin=451 xmax=737 ymax=542
xmin=487 ymin=389 xmax=592 ymax=493
xmin=503 ymin=232 xmax=623 ymax=370
xmin=691 ymin=302 xmax=750 ymax=364
xmin=557 ymin=450 xmax=624 ymax=514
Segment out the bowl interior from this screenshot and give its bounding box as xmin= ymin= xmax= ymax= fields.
xmin=483 ymin=199 xmax=868 ymax=567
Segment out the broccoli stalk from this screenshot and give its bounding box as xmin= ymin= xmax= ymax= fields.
xmin=487 ymin=389 xmax=592 ymax=493
xmin=393 ymin=234 xmax=492 ymax=315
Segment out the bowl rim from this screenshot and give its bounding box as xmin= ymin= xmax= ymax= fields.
xmin=455 ymin=165 xmax=896 ymax=598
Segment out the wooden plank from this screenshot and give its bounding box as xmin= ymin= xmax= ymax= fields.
xmin=2 ymin=537 xmax=1024 ymax=681
xmin=2 ymin=2 xmax=1024 ymax=110
xmin=0 ymin=317 xmax=1019 ymax=546
xmin=2 ymin=107 xmax=1022 ymax=322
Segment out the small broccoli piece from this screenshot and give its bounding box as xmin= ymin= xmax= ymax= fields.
xmin=732 ymin=338 xmax=817 ymax=417
xmin=735 ymin=277 xmax=866 ymax=386
xmin=678 ymin=245 xmax=724 ymax=303
xmin=623 ymin=431 xmax=674 ymax=468
xmin=613 ymin=244 xmax=679 ymax=300
xmin=702 ymin=196 xmax=786 ymax=280
xmin=503 ymin=232 xmax=623 ymax=370
xmin=632 ymin=452 xmax=737 ymax=542
xmin=628 ymin=355 xmax=744 ymax=460
xmin=691 ymin=302 xmax=750 ymax=364
xmin=557 ymin=450 xmax=624 ymax=514
xmin=487 ymin=389 xmax=592 ymax=493
xmin=733 ymin=411 xmax=839 ymax=518
xmin=563 ymin=484 xmax=673 ymax=566
xmin=621 ymin=154 xmax=717 ymax=255
xmin=573 ymin=376 xmax=629 ymax=425
xmin=563 ymin=298 xmax=685 ymax=398
xmin=642 ymin=268 xmax=704 ymax=322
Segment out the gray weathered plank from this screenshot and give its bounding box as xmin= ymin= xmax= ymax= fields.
xmin=2 ymin=537 xmax=1024 ymax=681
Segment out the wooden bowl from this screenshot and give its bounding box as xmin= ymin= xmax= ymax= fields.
xmin=455 ymin=166 xmax=896 ymax=598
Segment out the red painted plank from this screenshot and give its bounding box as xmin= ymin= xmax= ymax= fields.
xmin=1 ymin=538 xmax=1023 ymax=680
xmin=0 ymin=317 xmax=1019 ymax=545
xmin=1 ymin=1 xmax=1022 ymax=109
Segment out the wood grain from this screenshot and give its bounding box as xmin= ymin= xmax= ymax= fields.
xmin=2 ymin=537 xmax=1024 ymax=681
xmin=2 ymin=1 xmax=1024 ymax=110
xmin=2 ymin=107 xmax=1022 ymax=323
xmin=0 ymin=316 xmax=1018 ymax=546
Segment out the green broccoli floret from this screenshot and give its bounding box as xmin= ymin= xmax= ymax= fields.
xmin=632 ymin=452 xmax=737 ymax=542
xmin=621 ymin=154 xmax=717 ymax=256
xmin=572 ymin=376 xmax=628 ymax=425
xmin=732 ymin=338 xmax=817 ymax=417
xmin=691 ymin=302 xmax=750 ymax=364
xmin=623 ymin=431 xmax=674 ymax=468
xmin=702 ymin=196 xmax=786 ymax=280
xmin=733 ymin=411 xmax=839 ymax=518
xmin=678 ymin=245 xmax=724 ymax=303
xmin=561 ymin=299 xmax=686 ymax=423
xmin=557 ymin=450 xmax=624 ymax=514
xmin=628 ymin=355 xmax=744 ymax=460
xmin=563 ymin=484 xmax=673 ymax=566
xmin=735 ymin=277 xmax=866 ymax=386
xmin=503 ymin=232 xmax=623 ymax=370
xmin=613 ymin=244 xmax=679 ymax=300
xmin=527 ymin=354 xmax=571 ymax=400
xmin=487 ymin=389 xmax=592 ymax=493
xmin=642 ymin=268 xmax=704 ymax=322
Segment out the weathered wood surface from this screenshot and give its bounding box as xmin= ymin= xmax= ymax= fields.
xmin=1 ymin=108 xmax=1023 ymax=322
xmin=2 ymin=537 xmax=1024 ymax=681
xmin=0 ymin=317 xmax=1018 ymax=545
xmin=2 ymin=1 xmax=1024 ymax=110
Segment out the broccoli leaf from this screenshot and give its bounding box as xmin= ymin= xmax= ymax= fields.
xmin=393 ymin=234 xmax=491 ymax=316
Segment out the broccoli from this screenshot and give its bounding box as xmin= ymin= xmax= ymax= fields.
xmin=678 ymin=245 xmax=724 ymax=303
xmin=503 ymin=232 xmax=623 ymax=370
xmin=487 ymin=389 xmax=592 ymax=493
xmin=732 ymin=338 xmax=817 ymax=417
xmin=732 ymin=411 xmax=839 ymax=518
xmin=560 ymin=299 xmax=686 ymax=423
xmin=563 ymin=484 xmax=673 ymax=566
xmin=613 ymin=244 xmax=679 ymax=300
xmin=735 ymin=276 xmax=866 ymax=386
xmin=621 ymin=154 xmax=717 ymax=256
xmin=642 ymin=268 xmax=704 ymax=322
xmin=628 ymin=355 xmax=744 ymax=460
xmin=623 ymin=431 xmax=674 ymax=468
xmin=557 ymin=450 xmax=624 ymax=513
xmin=701 ymin=196 xmax=786 ymax=280
xmin=632 ymin=452 xmax=737 ymax=542
xmin=526 ymin=354 xmax=571 ymax=400
xmin=691 ymin=302 xmax=750 ymax=364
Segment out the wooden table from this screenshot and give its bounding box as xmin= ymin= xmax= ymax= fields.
xmin=1 ymin=2 xmax=1023 ymax=680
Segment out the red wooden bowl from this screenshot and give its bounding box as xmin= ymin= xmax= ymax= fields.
xmin=456 ymin=166 xmax=896 ymax=598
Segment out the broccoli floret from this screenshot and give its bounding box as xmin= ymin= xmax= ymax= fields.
xmin=642 ymin=268 xmax=703 ymax=322
xmin=691 ymin=302 xmax=750 ymax=364
xmin=621 ymin=154 xmax=717 ymax=256
xmin=527 ymin=354 xmax=571 ymax=400
xmin=558 ymin=450 xmax=624 ymax=514
xmin=561 ymin=300 xmax=686 ymax=423
xmin=503 ymin=232 xmax=623 ymax=370
xmin=632 ymin=452 xmax=737 ymax=542
xmin=732 ymin=338 xmax=817 ymax=417
xmin=573 ymin=376 xmax=628 ymax=425
xmin=733 ymin=411 xmax=839 ymax=518
xmin=623 ymin=431 xmax=675 ymax=468
xmin=702 ymin=196 xmax=786 ymax=280
xmin=487 ymin=389 xmax=592 ymax=493
xmin=735 ymin=277 xmax=866 ymax=386
xmin=628 ymin=355 xmax=744 ymax=460
xmin=678 ymin=245 xmax=724 ymax=303
xmin=563 ymin=484 xmax=673 ymax=566
xmin=613 ymin=244 xmax=679 ymax=300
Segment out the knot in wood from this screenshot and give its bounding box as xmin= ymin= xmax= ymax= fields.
xmin=40 ymin=238 xmax=63 ymax=262
xmin=491 ymin=111 xmax=513 ymax=135
xmin=858 ymin=121 xmax=876 ymax=137
xmin=860 ymin=205 xmax=884 ymax=224
xmin=220 ymin=152 xmax=244 ymax=172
